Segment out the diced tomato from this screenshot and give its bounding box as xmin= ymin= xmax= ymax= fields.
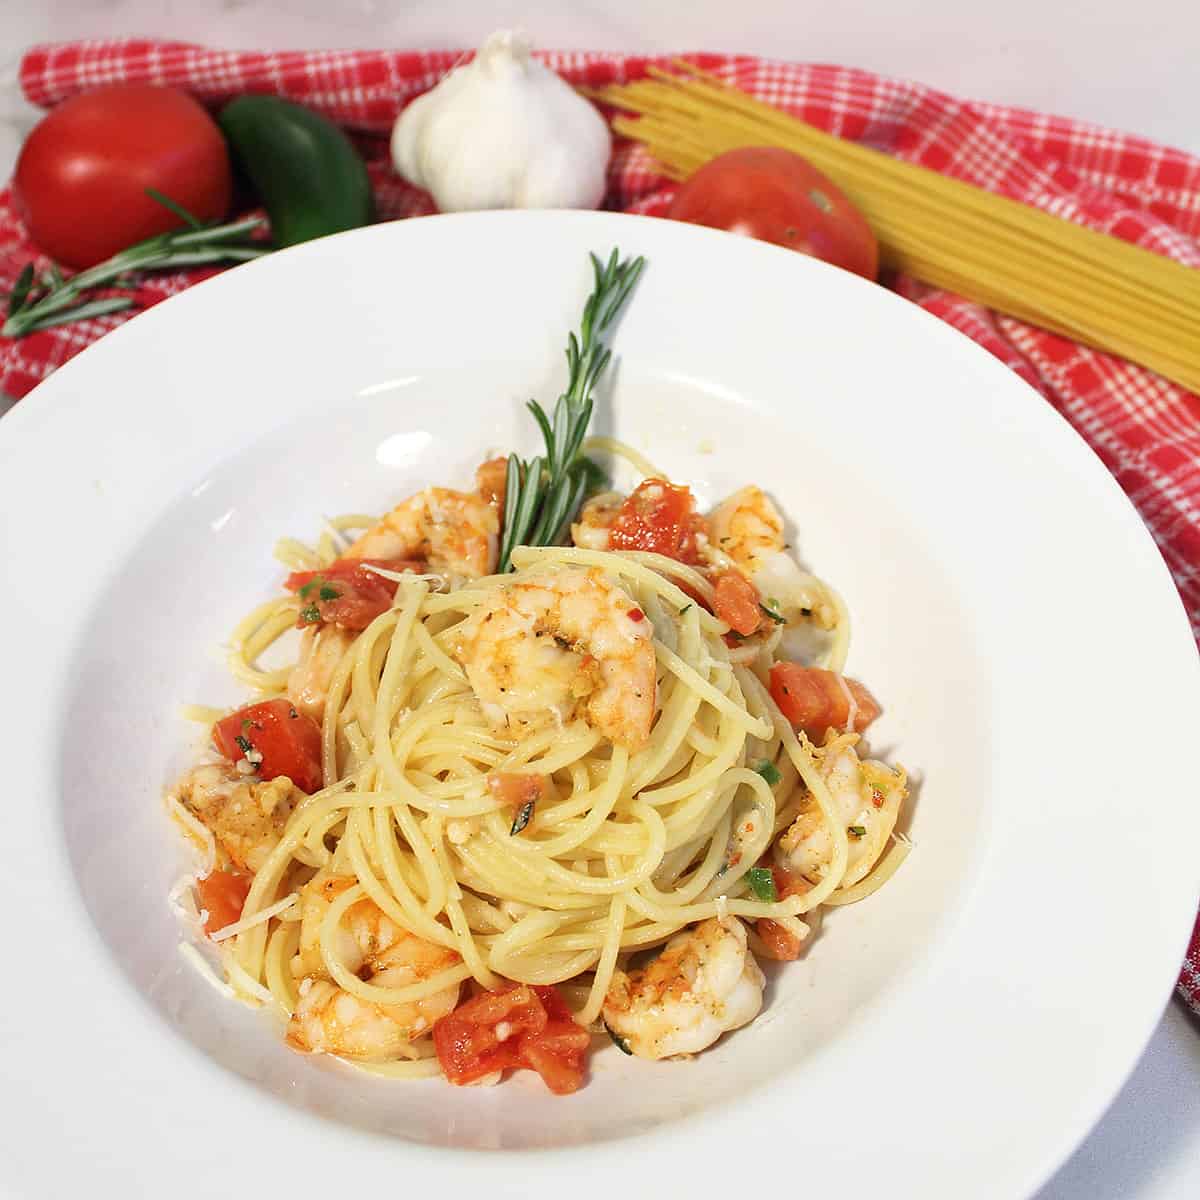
xmin=712 ymin=568 xmax=761 ymax=636
xmin=283 ymin=556 xmax=425 ymax=632
xmin=212 ymin=698 xmax=324 ymax=793
xmin=768 ymin=662 xmax=881 ymax=741
xmin=754 ymin=862 xmax=810 ymax=961
xmin=487 ymin=772 xmax=546 ymax=812
xmin=433 ymin=982 xmax=590 ymax=1094
xmin=755 ymin=918 xmax=805 ymax=961
xmin=195 ymin=868 xmax=251 ymax=937
xmin=608 ymin=478 xmax=708 ymax=565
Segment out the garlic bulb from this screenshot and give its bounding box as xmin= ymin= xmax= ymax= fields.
xmin=390 ymin=30 xmax=611 ymax=213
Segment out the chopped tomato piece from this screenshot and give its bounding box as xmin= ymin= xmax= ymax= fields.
xmin=283 ymin=556 xmax=425 ymax=632
xmin=212 ymin=698 xmax=324 ymax=793
xmin=768 ymin=662 xmax=880 ymax=741
xmin=755 ymin=918 xmax=805 ymax=961
xmin=712 ymin=568 xmax=761 ymax=636
xmin=486 ymin=772 xmax=547 ymax=827
xmin=754 ymin=862 xmax=810 ymax=961
xmin=608 ymin=478 xmax=708 ymax=564
xmin=195 ymin=868 xmax=251 ymax=937
xmin=433 ymin=982 xmax=590 ymax=1094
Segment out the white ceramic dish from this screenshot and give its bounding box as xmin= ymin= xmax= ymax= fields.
xmin=0 ymin=210 xmax=1196 ymax=1199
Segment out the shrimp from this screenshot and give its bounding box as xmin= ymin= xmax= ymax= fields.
xmin=287 ymin=624 xmax=355 ymax=722
xmin=288 ymin=874 xmax=462 ymax=1060
xmin=475 ymin=455 xmax=509 ymax=508
xmin=602 ymin=917 xmax=764 ymax=1059
xmin=570 ymin=490 xmax=625 ymax=551
xmin=775 ymin=733 xmax=907 ymax=890
xmin=706 ymin=485 xmax=837 ymax=630
xmin=173 ymin=763 xmax=300 ymax=874
xmin=453 ymin=567 xmax=657 ymax=750
xmin=346 ymin=487 xmax=499 ymax=578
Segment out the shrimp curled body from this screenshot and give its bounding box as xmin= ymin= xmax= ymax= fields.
xmin=347 ymin=487 xmax=498 ymax=579
xmin=287 ymin=875 xmax=462 ymax=1060
xmin=453 ymin=567 xmax=657 ymax=751
xmin=602 ymin=917 xmax=764 ymax=1059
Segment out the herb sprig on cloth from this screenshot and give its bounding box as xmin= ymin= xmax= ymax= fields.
xmin=3 ymin=190 xmax=268 ymax=338
xmin=496 ymin=248 xmax=645 ymax=572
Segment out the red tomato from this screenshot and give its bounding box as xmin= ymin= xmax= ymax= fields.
xmin=712 ymin=569 xmax=761 ymax=636
xmin=195 ymin=869 xmax=251 ymax=937
xmin=755 ymin=918 xmax=804 ymax=961
xmin=667 ymin=147 xmax=878 ymax=280
xmin=486 ymin=772 xmax=546 ymax=814
xmin=283 ymin=556 xmax=424 ymax=631
xmin=768 ymin=662 xmax=881 ymax=740
xmin=608 ymin=478 xmax=707 ymax=564
xmin=13 ymin=84 xmax=232 ymax=268
xmin=433 ymin=983 xmax=591 ymax=1094
xmin=212 ymin=698 xmax=324 ymax=793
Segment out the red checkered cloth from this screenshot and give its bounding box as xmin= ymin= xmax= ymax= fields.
xmin=5 ymin=40 xmax=1200 ymax=1010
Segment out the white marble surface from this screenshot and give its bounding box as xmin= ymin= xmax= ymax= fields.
xmin=1 ymin=3 xmax=1198 ymax=1196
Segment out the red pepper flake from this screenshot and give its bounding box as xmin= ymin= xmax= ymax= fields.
xmin=871 ymin=787 xmax=885 ymax=809
xmin=627 ymin=608 xmax=645 ymax=622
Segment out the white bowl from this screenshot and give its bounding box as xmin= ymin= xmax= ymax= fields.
xmin=0 ymin=210 xmax=1196 ymax=1198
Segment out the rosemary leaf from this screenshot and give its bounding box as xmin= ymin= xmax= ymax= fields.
xmin=144 ymin=187 xmax=203 ymax=229
xmin=16 ymin=296 xmax=135 ymax=331
xmin=6 ymin=264 xmax=34 ymax=317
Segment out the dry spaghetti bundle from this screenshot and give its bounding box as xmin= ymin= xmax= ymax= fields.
xmin=592 ymin=63 xmax=1200 ymax=394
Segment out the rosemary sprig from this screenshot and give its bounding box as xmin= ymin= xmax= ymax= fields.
xmin=2 ymin=197 xmax=269 ymax=338
xmin=496 ymin=248 xmax=646 ymax=572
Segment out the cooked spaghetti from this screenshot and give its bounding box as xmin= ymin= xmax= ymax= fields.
xmin=166 ymin=255 xmax=912 ymax=1094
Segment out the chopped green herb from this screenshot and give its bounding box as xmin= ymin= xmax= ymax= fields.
xmin=759 ymin=602 xmax=786 ymax=625
xmin=754 ymin=760 xmax=783 ymax=787
xmin=510 ymin=799 xmax=535 ymax=836
xmin=318 ymin=584 xmax=340 ymax=602
xmin=744 ymin=866 xmax=777 ymax=902
xmin=300 ymin=603 xmax=321 ymax=623
xmin=848 ymin=825 xmax=866 ymax=839
xmin=604 ymin=1021 xmax=633 ymax=1055
xmin=234 ymin=734 xmax=254 ymax=755
xmin=240 ymin=718 xmax=252 ymax=732
xmin=297 ymin=576 xmax=322 ymax=599
xmin=678 ymin=604 xmax=693 ymax=615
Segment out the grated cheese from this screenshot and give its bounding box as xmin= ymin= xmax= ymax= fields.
xmin=178 ymin=942 xmax=237 ymax=1000
xmin=210 ymin=894 xmax=300 ymax=942
xmin=359 ymin=562 xmax=448 ymax=590
xmin=165 ymin=795 xmax=217 ymax=874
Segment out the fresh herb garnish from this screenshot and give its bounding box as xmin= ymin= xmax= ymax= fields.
xmin=299 ymin=603 xmax=321 ymax=623
xmin=754 ymin=760 xmax=783 ymax=787
xmin=848 ymin=825 xmax=866 ymax=839
xmin=2 ymin=191 xmax=268 ymax=338
xmin=759 ymin=602 xmax=786 ymax=625
xmin=318 ymin=585 xmax=340 ymax=602
xmin=604 ymin=1021 xmax=633 ymax=1055
xmin=297 ymin=577 xmax=321 ymax=598
xmin=496 ymin=249 xmax=645 ymax=572
xmin=510 ymin=799 xmax=535 ymax=835
xmin=240 ymin=718 xmax=252 ymax=732
xmin=679 ymin=604 xmax=693 ymax=615
xmin=744 ymin=866 xmax=778 ymax=902
xmin=234 ymin=734 xmax=254 ymax=755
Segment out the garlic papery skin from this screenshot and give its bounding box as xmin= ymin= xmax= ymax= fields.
xmin=390 ymin=30 xmax=611 ymax=213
